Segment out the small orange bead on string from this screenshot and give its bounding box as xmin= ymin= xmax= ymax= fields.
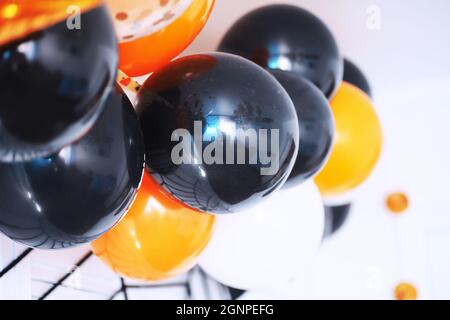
xmin=394 ymin=283 xmax=418 ymax=300
xmin=386 ymin=192 xmax=409 ymax=214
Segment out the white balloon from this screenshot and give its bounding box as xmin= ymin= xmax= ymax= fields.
xmin=199 ymin=181 xmax=325 ymax=291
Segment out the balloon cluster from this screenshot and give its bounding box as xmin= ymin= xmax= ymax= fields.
xmin=0 ymin=2 xmax=382 ymax=290
xmin=0 ymin=0 xmax=213 ymax=249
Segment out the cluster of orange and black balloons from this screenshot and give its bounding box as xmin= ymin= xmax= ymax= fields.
xmin=0 ymin=2 xmax=382 ymax=282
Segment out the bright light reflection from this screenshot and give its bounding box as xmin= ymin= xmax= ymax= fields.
xmin=145 ymin=197 xmax=166 ymax=215
xmin=2 ymin=4 xmax=19 ymax=19
xmin=17 ymin=41 xmax=36 ymax=60
xmin=268 ymin=56 xmax=292 ymax=71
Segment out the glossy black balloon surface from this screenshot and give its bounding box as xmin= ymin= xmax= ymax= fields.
xmin=136 ymin=53 xmax=299 ymax=214
xmin=271 ymin=71 xmax=334 ymax=188
xmin=344 ymin=59 xmax=372 ymax=98
xmin=218 ymin=5 xmax=343 ymax=98
xmin=0 ymin=6 xmax=118 ymax=163
xmin=323 ymin=203 xmax=352 ymax=239
xmin=228 ymin=287 xmax=246 ymax=300
xmin=0 ymin=88 xmax=145 ymax=249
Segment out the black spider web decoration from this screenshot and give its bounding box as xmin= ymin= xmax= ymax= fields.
xmin=0 ymin=247 xmax=245 ymax=300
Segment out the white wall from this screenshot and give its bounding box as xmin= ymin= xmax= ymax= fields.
xmin=185 ymin=0 xmax=450 ymax=95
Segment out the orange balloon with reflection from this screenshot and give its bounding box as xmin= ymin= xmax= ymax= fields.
xmin=0 ymin=0 xmax=101 ymax=47
xmin=116 ymin=0 xmax=215 ymax=77
xmin=91 ymin=173 xmax=216 ymax=281
xmin=315 ymin=82 xmax=383 ymax=198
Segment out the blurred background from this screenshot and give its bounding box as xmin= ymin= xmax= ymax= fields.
xmin=1 ymin=0 xmax=450 ymax=300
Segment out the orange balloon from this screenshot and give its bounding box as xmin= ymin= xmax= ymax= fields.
xmin=117 ymin=0 xmax=215 ymax=77
xmin=315 ymin=82 xmax=383 ymax=197
xmin=0 ymin=0 xmax=101 ymax=47
xmin=91 ymin=173 xmax=216 ymax=281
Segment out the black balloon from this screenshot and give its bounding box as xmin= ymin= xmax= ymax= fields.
xmin=271 ymin=70 xmax=334 ymax=188
xmin=0 ymin=6 xmax=118 ymax=163
xmin=136 ymin=52 xmax=299 ymax=214
xmin=344 ymin=59 xmax=372 ymax=98
xmin=0 ymin=88 xmax=145 ymax=249
xmin=323 ymin=203 xmax=352 ymax=239
xmin=218 ymin=4 xmax=343 ymax=98
xmin=227 ymin=287 xmax=246 ymax=300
